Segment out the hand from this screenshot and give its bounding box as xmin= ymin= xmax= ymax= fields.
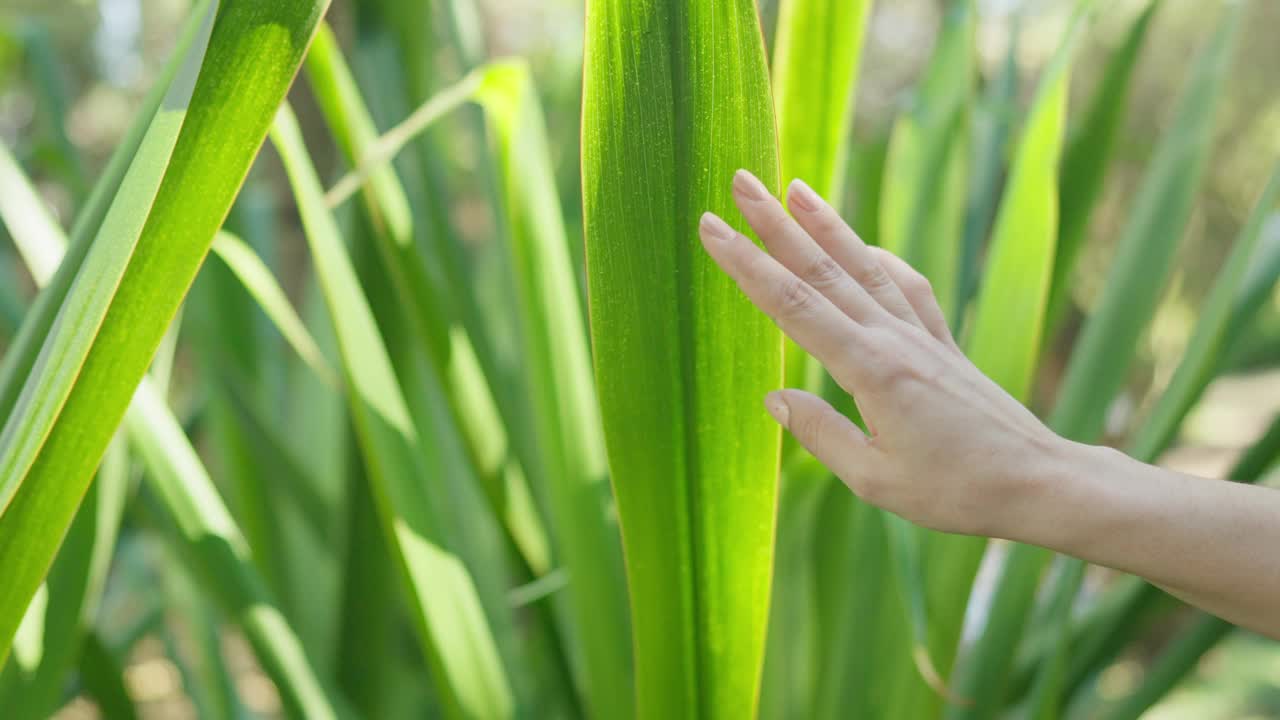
xmin=698 ymin=169 xmax=1069 ymax=538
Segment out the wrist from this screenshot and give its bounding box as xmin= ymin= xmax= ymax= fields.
xmin=998 ymin=437 xmax=1125 ymax=549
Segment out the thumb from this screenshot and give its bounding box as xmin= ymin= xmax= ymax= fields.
xmin=765 ymin=389 xmax=879 ymax=495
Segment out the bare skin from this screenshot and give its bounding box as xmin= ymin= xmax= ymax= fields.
xmin=699 ymin=169 xmax=1280 ymax=640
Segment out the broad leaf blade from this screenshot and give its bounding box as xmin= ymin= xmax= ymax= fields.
xmin=583 ymin=2 xmax=783 ymax=717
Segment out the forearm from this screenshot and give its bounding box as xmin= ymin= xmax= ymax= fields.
xmin=1012 ymin=441 xmax=1280 ymax=639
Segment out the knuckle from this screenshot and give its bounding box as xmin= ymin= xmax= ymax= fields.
xmin=856 ymin=260 xmax=895 ymax=293
xmin=873 ymin=350 xmax=921 ymax=388
xmin=907 ymin=272 xmax=933 ymax=299
xmin=775 ymin=276 xmax=820 ymax=316
xmin=801 ymin=252 xmax=846 ymax=288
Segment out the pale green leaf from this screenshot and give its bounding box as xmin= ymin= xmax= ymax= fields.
xmin=271 ymin=103 xmax=514 ymax=720
xmin=474 ymin=57 xmax=633 ymax=718
xmin=772 ymin=0 xmax=871 ymax=393
xmin=303 ymin=26 xmax=552 ymax=578
xmin=210 ymin=230 xmax=338 ymax=389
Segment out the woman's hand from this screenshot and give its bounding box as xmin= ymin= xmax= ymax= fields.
xmin=699 ymin=169 xmax=1280 ymax=640
xmin=698 ymin=169 xmax=1068 ymax=538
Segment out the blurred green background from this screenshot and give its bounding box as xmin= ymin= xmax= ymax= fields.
xmin=1 ymin=0 xmax=1278 ymax=717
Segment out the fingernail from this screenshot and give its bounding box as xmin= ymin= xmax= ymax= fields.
xmin=699 ymin=212 xmax=737 ymax=243
xmin=764 ymin=391 xmax=790 ymax=428
xmin=733 ymin=169 xmax=770 ymax=201
xmin=787 ymin=178 xmax=822 ymax=212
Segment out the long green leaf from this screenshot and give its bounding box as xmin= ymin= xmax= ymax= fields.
xmin=126 ymin=383 xmax=344 ymax=719
xmin=771 ymin=0 xmax=869 ymax=203
xmin=956 ymin=9 xmax=1244 ymax=717
xmin=880 ymin=0 xmax=975 ymax=319
xmin=766 ymin=4 xmax=873 ymax=710
xmin=303 ymin=26 xmax=551 ymax=579
xmin=772 ymin=0 xmax=870 ymax=394
xmin=1049 ymin=3 xmax=1241 ymax=443
xmin=209 ymin=230 xmax=338 ymax=389
xmin=1128 ymin=164 xmax=1280 ymax=460
xmin=474 ymin=58 xmax=633 ymax=718
xmin=957 ymin=17 xmax=1020 ymax=321
xmin=583 ymin=2 xmax=783 ymax=717
xmin=0 ymin=437 xmax=127 ymax=720
xmin=0 ymin=121 xmax=345 ymax=720
xmin=0 ymin=0 xmax=217 ymax=510
xmin=271 ymin=103 xmax=513 ymax=719
xmin=0 ymin=0 xmax=204 ymax=422
xmin=1046 ymin=0 xmax=1158 ymax=330
xmin=945 ymin=5 xmax=1092 ymax=717
xmin=78 ymin=632 xmax=139 ymax=720
xmin=0 ymin=142 xmax=65 ymax=285
xmin=0 ymin=0 xmax=331 ymax=662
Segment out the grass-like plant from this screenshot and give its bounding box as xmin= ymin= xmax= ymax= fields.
xmin=0 ymin=1 xmax=1277 ymax=718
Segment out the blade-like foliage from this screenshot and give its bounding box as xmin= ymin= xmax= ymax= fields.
xmin=772 ymin=0 xmax=870 ymax=393
xmin=0 ymin=0 xmax=216 ymax=512
xmin=126 ymin=381 xmax=346 ymax=720
xmin=210 ymin=230 xmax=337 ymax=389
xmin=1049 ymin=3 xmax=1242 ymax=443
xmin=1046 ymin=0 xmax=1158 ymax=330
xmin=765 ymin=5 xmax=872 ymax=707
xmin=0 ymin=0 xmax=334 ymax=663
xmin=945 ymin=5 xmax=1092 ymax=716
xmin=1028 ymin=164 xmax=1280 ymax=716
xmin=955 ymin=8 xmax=1243 ymax=716
xmin=0 ymin=127 xmax=345 ymax=720
xmin=582 ymin=2 xmax=783 ymax=717
xmin=880 ymin=0 xmax=975 ymax=319
xmin=474 ymin=58 xmax=633 ymax=718
xmin=303 ymin=26 xmax=551 ymax=578
xmin=958 ymin=17 xmax=1020 ymax=320
xmin=271 ymin=104 xmax=514 ymax=719
xmin=0 ymin=142 xmax=65 ymax=284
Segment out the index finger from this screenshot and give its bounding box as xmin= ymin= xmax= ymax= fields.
xmin=699 ymin=212 xmax=866 ymax=380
